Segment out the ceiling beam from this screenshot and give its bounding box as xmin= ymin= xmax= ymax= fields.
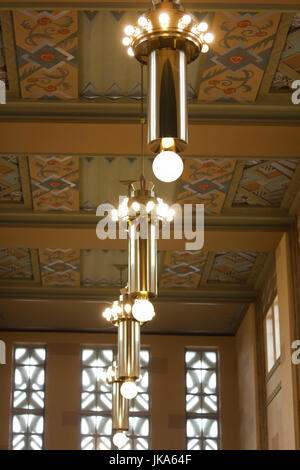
xmin=0 ymin=224 xmax=285 ymax=251
xmin=1 ymin=1 xmax=300 ymax=12
xmin=0 ymin=121 xmax=300 ymax=158
xmin=0 ymin=285 xmax=257 ymax=302
xmin=1 ymin=98 xmax=300 ymax=123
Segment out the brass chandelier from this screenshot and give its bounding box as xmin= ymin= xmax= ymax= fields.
xmin=122 ymin=0 xmax=214 ymax=182
xmin=101 ymin=0 xmax=214 ymax=449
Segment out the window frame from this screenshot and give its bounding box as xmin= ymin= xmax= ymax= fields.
xmin=10 ymin=344 xmax=47 ymax=450
xmin=79 ymin=345 xmax=151 ymax=450
xmin=184 ymin=347 xmax=220 ymax=451
xmin=264 ymin=295 xmax=281 ymax=374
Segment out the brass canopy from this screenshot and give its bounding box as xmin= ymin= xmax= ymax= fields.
xmin=131 ymin=2 xmax=204 ymax=64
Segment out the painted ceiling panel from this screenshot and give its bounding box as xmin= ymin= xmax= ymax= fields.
xmin=208 ymin=251 xmax=259 ymax=284
xmin=232 ymin=160 xmax=299 ymax=207
xmin=29 ymin=155 xmax=79 ymax=211
xmin=160 ymin=251 xmax=208 ymax=289
xmin=13 ymin=10 xmax=78 ymax=100
xmin=176 ymin=158 xmax=236 ymax=215
xmin=198 ymin=11 xmax=281 ymax=103
xmin=80 ymin=156 xmax=177 ymax=212
xmin=0 ymin=155 xmax=23 ymax=202
xmin=39 ymin=248 xmax=80 ymax=287
xmin=271 ymin=13 xmax=300 ymax=91
xmin=0 ymin=248 xmax=33 ymax=280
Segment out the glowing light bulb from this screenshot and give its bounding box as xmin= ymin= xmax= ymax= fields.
xmin=113 ymin=432 xmax=128 ymax=449
xmin=127 ymin=47 xmax=134 ymax=57
xmin=124 ymin=25 xmax=134 ymax=36
xmin=121 ymin=380 xmax=138 ymax=399
xmin=131 ymin=201 xmax=140 ymax=212
xmin=204 ymin=32 xmax=214 ymax=43
xmin=138 ymin=16 xmax=147 ymax=27
xmin=122 ymin=37 xmax=131 ymax=46
xmin=152 ymin=151 xmax=184 ymax=183
xmin=132 ymin=298 xmax=155 ymax=322
xmin=124 ymin=303 xmax=132 ymax=314
xmin=198 ymin=22 xmax=208 ymax=32
xmin=146 ymin=201 xmax=155 ymax=213
xmin=202 ymin=44 xmax=209 ymax=53
xmin=182 ymin=15 xmax=191 ymax=25
xmin=159 ymin=13 xmax=169 ymax=28
xmin=161 ymin=137 xmax=175 ymax=149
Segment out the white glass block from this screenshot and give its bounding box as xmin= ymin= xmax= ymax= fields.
xmin=140 ymin=350 xmax=150 ymax=367
xmin=187 ymin=438 xmax=201 ymax=450
xmin=201 ymin=370 xmax=217 ymax=394
xmin=202 ymin=395 xmax=218 ymax=414
xmin=186 ymin=394 xmax=201 ymax=413
xmin=28 ymin=434 xmax=43 ymax=450
xmin=204 ymin=439 xmax=218 ymax=450
xmin=12 ymin=434 xmax=26 ymax=450
xmin=135 ymin=437 xmax=149 ymax=450
xmin=185 ymin=351 xmax=201 ymax=369
xmin=98 ymin=436 xmax=112 ymax=450
xmin=129 ymin=417 xmax=149 ymax=436
xmin=81 ymin=435 xmax=95 ymax=450
xmin=202 ymin=352 xmax=217 ymax=369
xmin=130 ymin=393 xmax=149 ymax=412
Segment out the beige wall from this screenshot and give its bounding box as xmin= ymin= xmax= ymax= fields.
xmin=235 ymin=303 xmax=259 ymax=449
xmin=0 ymin=331 xmax=240 ymax=450
xmin=274 ymin=233 xmax=299 ymax=449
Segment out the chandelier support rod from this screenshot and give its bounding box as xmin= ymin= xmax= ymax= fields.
xmin=140 ymin=63 xmax=145 ymax=179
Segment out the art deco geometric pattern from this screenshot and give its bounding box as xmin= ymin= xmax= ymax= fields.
xmin=39 ymin=248 xmax=80 ymax=287
xmin=0 ymin=156 xmax=23 ymax=202
xmin=11 ymin=346 xmax=46 ymax=450
xmin=29 ymin=156 xmax=79 ymax=212
xmin=208 ymin=252 xmax=259 ymax=284
xmin=13 ymin=10 xmax=78 ymax=99
xmin=176 ymin=158 xmax=236 ymax=215
xmin=271 ymin=13 xmax=300 ymax=91
xmin=198 ymin=11 xmax=281 ymax=103
xmin=0 ymin=248 xmax=33 ymax=280
xmin=233 ymin=160 xmax=298 ymax=207
xmin=80 ymin=347 xmax=150 ymax=450
xmin=185 ymin=349 xmax=220 ymax=450
xmin=160 ymin=251 xmax=208 ymax=289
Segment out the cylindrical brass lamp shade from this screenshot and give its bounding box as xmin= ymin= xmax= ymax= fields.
xmin=148 ymin=48 xmax=187 ymax=152
xmin=128 ymin=220 xmax=157 ymax=298
xmin=118 ymin=318 xmax=140 ymax=381
xmin=112 ymin=380 xmax=129 ymax=431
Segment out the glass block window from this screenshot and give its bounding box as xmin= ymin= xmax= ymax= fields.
xmin=185 ymin=349 xmax=220 ymax=450
xmin=11 ymin=346 xmax=46 ymax=450
xmin=80 ymin=347 xmax=150 ymax=450
xmin=265 ymin=295 xmax=281 ymax=372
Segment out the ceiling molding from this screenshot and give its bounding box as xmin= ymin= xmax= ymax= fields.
xmin=0 ymin=284 xmax=258 ymax=302
xmin=1 ymin=2 xmax=300 ymax=12
xmin=1 ymin=98 xmax=300 ymax=123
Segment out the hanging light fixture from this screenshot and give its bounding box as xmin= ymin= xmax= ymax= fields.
xmin=122 ymin=0 xmax=214 ymax=182
xmin=106 ymin=362 xmax=129 ymax=449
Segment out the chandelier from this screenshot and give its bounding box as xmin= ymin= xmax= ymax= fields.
xmin=122 ymin=0 xmax=214 ymax=182
xmin=100 ymin=0 xmax=212 ymax=449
